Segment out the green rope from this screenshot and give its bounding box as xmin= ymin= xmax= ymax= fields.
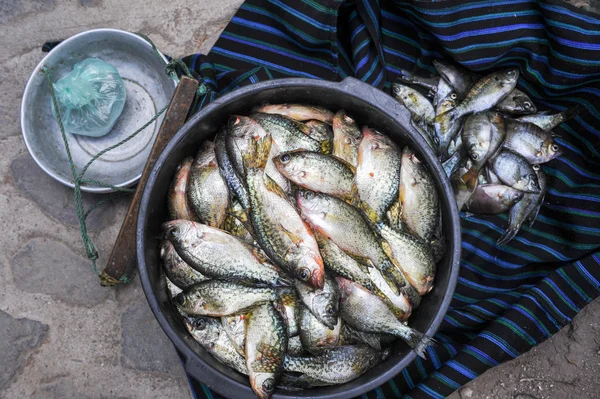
xmin=42 ymin=66 xmax=167 ymax=277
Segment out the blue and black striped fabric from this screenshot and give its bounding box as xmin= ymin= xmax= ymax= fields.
xmin=177 ymin=1 xmax=600 ymax=398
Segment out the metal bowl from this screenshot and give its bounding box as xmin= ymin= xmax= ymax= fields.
xmin=137 ymin=77 xmax=461 ymax=398
xmin=21 ymin=28 xmax=176 ymax=193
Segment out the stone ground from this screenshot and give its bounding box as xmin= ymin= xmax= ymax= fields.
xmin=0 ymin=1 xmax=598 ymax=399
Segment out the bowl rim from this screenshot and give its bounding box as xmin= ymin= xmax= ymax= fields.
xmin=137 ymin=77 xmax=461 ymax=398
xmin=20 ymin=28 xmax=175 ymax=194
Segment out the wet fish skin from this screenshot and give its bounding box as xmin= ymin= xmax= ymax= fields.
xmin=168 ymin=156 xmax=199 ymax=221
xmin=287 ymin=336 xmax=306 ymax=356
xmin=174 ymin=280 xmax=277 ymax=316
xmin=451 ymin=157 xmax=478 ymax=211
xmin=432 ymin=59 xmax=474 ymax=97
xmin=399 ymin=147 xmax=440 ymax=242
xmin=486 ymin=167 xmax=502 ymax=184
xmin=222 ymin=201 xmax=254 ymax=243
xmin=367 ymin=267 xmax=411 ymax=320
xmin=433 ymin=76 xmax=454 ymax=108
xmin=435 ymin=69 xmax=519 ymax=150
xmin=273 ymin=151 xmax=356 ymax=200
xmin=245 ymin=164 xmax=325 ymax=289
xmin=255 ymin=103 xmax=334 ymax=124
xmin=462 ymin=111 xmax=506 ymax=172
xmin=442 ymin=149 xmax=463 ymax=178
xmin=338 ymin=324 xmax=395 ymax=349
xmin=163 ymin=220 xmax=288 ymax=287
xmin=222 ymin=314 xmax=247 ymax=356
xmin=215 ymin=127 xmax=251 ymax=210
xmin=377 ymin=224 xmax=436 ymax=295
xmin=245 ymin=303 xmax=288 ymax=399
xmin=490 ymin=151 xmax=540 ymax=193
xmin=498 ymin=166 xmax=547 ymax=245
xmin=336 ymin=277 xmax=434 ymax=358
xmin=226 ymin=115 xmax=270 ymax=177
xmin=160 ymin=240 xmax=208 ymax=289
xmin=516 ymin=105 xmax=579 ymax=131
xmin=305 ymin=120 xmax=334 ymax=154
xmin=187 ymin=141 xmax=230 ymax=228
xmin=355 ymin=126 xmax=402 ymax=221
xmin=166 ymin=276 xmax=183 ymax=299
xmin=392 ymin=83 xmax=435 ymax=125
xmin=296 ymin=190 xmax=410 ymax=298
xmin=410 ymin=117 xmax=437 ymax=150
xmin=503 ymin=119 xmax=563 ymax=164
xmin=496 ymin=88 xmax=536 ymax=114
xmin=314 ymin=231 xmax=374 ymax=291
xmin=278 ymin=288 xmax=300 ymax=337
xmin=397 ymin=71 xmax=440 ymax=93
xmin=295 ymin=273 xmax=339 ymax=330
xmin=252 ymin=112 xmax=322 ymax=154
xmin=332 ymin=110 xmax=363 ymax=167
xmin=283 ymin=345 xmax=390 ymax=385
xmin=465 ymin=184 xmax=524 ymax=215
xmin=184 ymin=316 xmax=248 ymax=375
xmin=298 ymin=305 xmax=342 ymax=354
xmin=434 ymin=88 xmax=463 ymax=155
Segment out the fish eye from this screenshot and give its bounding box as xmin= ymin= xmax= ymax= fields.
xmin=326 ymin=305 xmax=336 ymax=315
xmin=303 ymin=191 xmax=314 ymax=200
xmin=193 ymin=318 xmax=207 ymax=330
xmin=279 ymin=153 xmax=291 ymax=163
xmin=450 ymin=93 xmax=457 ymax=100
xmin=297 ymin=268 xmax=310 ymax=281
xmin=262 ymin=378 xmax=275 ymax=393
xmin=344 ymin=137 xmax=352 ymax=144
xmin=507 ymin=70 xmax=516 ymax=76
xmin=175 ymin=295 xmax=186 ymax=306
xmin=551 ymin=144 xmax=559 ymax=152
xmin=167 ymin=228 xmax=178 ymax=241
xmin=533 ymin=164 xmax=540 ymax=171
xmin=470 ymin=152 xmax=479 ymax=160
xmin=495 ymin=111 xmax=502 ymax=117
xmin=524 ymin=101 xmax=532 ymax=109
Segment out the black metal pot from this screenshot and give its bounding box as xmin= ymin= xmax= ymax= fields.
xmin=137 ymin=77 xmax=461 ymax=399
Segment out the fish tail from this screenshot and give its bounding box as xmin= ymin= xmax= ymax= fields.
xmin=497 ymin=225 xmax=520 ymax=245
xmin=412 ymin=334 xmax=436 ymax=359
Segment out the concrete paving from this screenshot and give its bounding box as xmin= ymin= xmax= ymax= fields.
xmin=0 ymin=1 xmax=598 ymax=398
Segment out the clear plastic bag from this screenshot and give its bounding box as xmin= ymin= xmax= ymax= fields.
xmin=52 ymin=58 xmax=126 ymax=137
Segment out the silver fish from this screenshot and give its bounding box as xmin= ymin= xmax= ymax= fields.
xmin=433 ymin=59 xmax=474 ymax=97
xmin=503 ymin=119 xmax=563 ymax=164
xmin=490 ymin=151 xmax=541 ymax=193
xmin=283 ymin=345 xmax=390 ymax=385
xmin=392 ymin=83 xmax=435 ymax=125
xmin=174 ymin=280 xmax=278 ymax=317
xmin=295 ymin=273 xmax=339 ymax=329
xmin=516 ymin=106 xmax=579 ymax=131
xmin=451 ymin=157 xmax=478 ymax=211
xmin=187 ymin=141 xmax=230 ymax=228
xmin=184 ymin=316 xmax=248 ymax=375
xmin=245 ymin=303 xmax=288 ymax=399
xmin=222 ymin=314 xmax=247 ymax=356
xmin=377 ymin=223 xmax=436 ymax=295
xmin=498 ymin=166 xmax=547 ymax=245
xmin=433 ymin=76 xmax=454 ymax=108
xmin=298 ymin=305 xmax=342 ymax=354
xmin=442 ymin=149 xmax=463 ymax=178
xmin=397 ymin=70 xmax=440 ymax=94
xmin=337 ymin=277 xmax=434 ymax=358
xmin=160 ymin=240 xmax=208 ymax=289
xmin=399 ymin=147 xmax=440 ymax=242
xmin=255 ymin=103 xmax=334 ymax=124
xmin=296 ymin=190 xmax=410 ymax=298
xmin=305 ymin=120 xmax=334 ymax=154
xmin=355 ymin=127 xmax=402 ymax=222
xmin=464 ymin=184 xmax=524 ymax=214
xmin=227 ymin=115 xmax=270 ymax=177
xmin=332 ymin=110 xmax=362 ymax=167
xmin=252 ymin=112 xmax=322 ymax=153
xmin=278 ymin=288 xmax=300 ymax=337
xmin=287 ymin=336 xmax=306 ymax=356
xmin=167 ymin=157 xmax=199 ymax=221
xmin=496 ymin=88 xmax=536 ymax=114
xmin=215 ymin=127 xmax=251 ymax=210
xmin=163 ymin=220 xmax=289 ymax=286
xmin=367 ymin=267 xmax=411 ymax=320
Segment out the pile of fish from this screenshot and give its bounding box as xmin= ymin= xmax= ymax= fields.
xmin=394 ymin=60 xmax=577 ymax=244
xmin=160 ymin=104 xmax=443 ymax=398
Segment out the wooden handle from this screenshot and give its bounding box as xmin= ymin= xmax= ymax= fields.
xmin=100 ymin=76 xmax=199 ymax=286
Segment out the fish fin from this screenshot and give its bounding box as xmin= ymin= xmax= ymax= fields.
xmin=461 ymin=169 xmax=479 ymax=191
xmin=412 ymin=334 xmax=436 ymax=360
xmin=279 ymin=223 xmax=304 ymax=246
xmin=497 ymin=225 xmax=520 ymax=245
xmin=359 ymin=201 xmax=381 ymax=224
xmin=240 ymin=135 xmax=272 ymax=171
xmin=464 ymin=211 xmax=475 ymax=218
xmin=251 ymin=343 xmax=283 ymax=371
xmin=356 ymin=331 xmax=382 ymax=350
xmin=263 ymin=172 xmax=290 ymax=199
xmin=526 ymin=196 xmax=544 ymax=228
xmin=319 ymin=139 xmax=332 ymax=154
xmin=345 ymin=184 xmax=361 ymax=208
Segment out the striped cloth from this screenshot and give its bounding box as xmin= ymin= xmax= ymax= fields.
xmin=176 ymin=0 xmax=600 ymax=398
